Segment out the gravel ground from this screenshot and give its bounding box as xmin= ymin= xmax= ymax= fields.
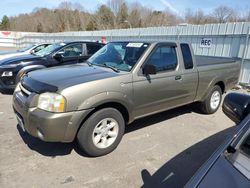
xmin=0 ymin=90 xmax=241 ymax=188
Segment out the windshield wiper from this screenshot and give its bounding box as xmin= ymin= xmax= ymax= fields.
xmin=92 ymin=63 xmax=120 ymax=73
xmin=103 ymin=63 xmax=120 ymax=73
xmin=85 ymin=61 xmax=93 ymax=67
xmin=89 ymin=62 xmax=120 ymax=73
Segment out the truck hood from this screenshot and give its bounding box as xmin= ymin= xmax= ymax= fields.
xmin=0 ymin=54 xmax=42 ymax=66
xmin=25 ymin=64 xmax=119 ymax=93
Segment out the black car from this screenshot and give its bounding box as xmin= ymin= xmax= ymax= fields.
xmin=0 ymin=41 xmax=104 ymax=91
xmin=185 ymin=92 xmax=250 ymax=188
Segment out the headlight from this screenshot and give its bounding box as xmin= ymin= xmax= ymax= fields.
xmin=1 ymin=71 xmax=13 ymax=77
xmin=37 ymin=93 xmax=66 ymax=113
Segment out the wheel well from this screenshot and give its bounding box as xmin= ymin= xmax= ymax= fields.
xmin=95 ymin=102 xmax=129 ymax=123
xmin=215 ymin=81 xmax=225 ymax=93
xmin=80 ymin=102 xmax=129 ymax=127
xmin=75 ymin=102 xmax=129 ymax=140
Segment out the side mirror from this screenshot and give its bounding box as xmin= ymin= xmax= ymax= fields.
xmin=142 ymin=64 xmax=157 ymax=75
xmin=222 ymin=93 xmax=250 ymax=124
xmin=54 ymin=52 xmax=64 ymax=61
xmin=30 ymin=50 xmax=35 ymax=54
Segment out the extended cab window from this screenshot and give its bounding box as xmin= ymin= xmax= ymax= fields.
xmin=145 ymin=45 xmax=177 ymax=73
xmin=181 ymin=43 xmax=193 ymax=69
xmin=58 ymin=44 xmax=82 ymax=57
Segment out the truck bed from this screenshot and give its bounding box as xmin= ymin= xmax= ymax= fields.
xmin=195 ymin=55 xmax=238 ymax=67
xmin=194 ymin=54 xmax=240 ymax=102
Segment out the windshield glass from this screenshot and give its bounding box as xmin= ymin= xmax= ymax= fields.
xmin=88 ymin=42 xmax=150 ymax=72
xmin=35 ymin=43 xmax=66 ymax=57
xmin=18 ymin=44 xmax=36 ymax=52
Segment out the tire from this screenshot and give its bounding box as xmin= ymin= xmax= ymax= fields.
xmin=77 ymin=108 xmax=125 ymax=157
xmin=200 ymin=85 xmax=222 ymax=114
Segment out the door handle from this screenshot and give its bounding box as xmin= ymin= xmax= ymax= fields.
xmin=175 ymin=75 xmax=182 ymax=80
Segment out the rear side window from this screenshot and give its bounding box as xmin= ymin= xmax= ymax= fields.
xmin=181 ymin=43 xmax=193 ymax=69
xmin=58 ymin=44 xmax=83 ymax=57
xmin=87 ymin=44 xmax=103 ymax=55
xmin=145 ymin=46 xmax=177 ymax=73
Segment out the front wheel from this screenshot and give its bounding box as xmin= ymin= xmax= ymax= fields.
xmin=200 ymin=85 xmax=222 ymax=114
xmin=77 ymin=108 xmax=125 ymax=157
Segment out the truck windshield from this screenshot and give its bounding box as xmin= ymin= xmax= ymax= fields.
xmin=35 ymin=43 xmax=66 ymax=57
xmin=88 ymin=42 xmax=149 ymax=72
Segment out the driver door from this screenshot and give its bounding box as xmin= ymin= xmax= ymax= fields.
xmin=133 ymin=44 xmax=187 ymax=118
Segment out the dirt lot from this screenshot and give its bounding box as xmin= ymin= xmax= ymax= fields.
xmin=0 ymin=90 xmax=240 ymax=188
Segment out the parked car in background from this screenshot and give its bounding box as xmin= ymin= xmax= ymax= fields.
xmin=0 ymin=43 xmax=50 ymax=60
xmin=185 ymin=92 xmax=250 ymax=188
xmin=0 ymin=41 xmax=104 ymax=91
xmin=13 ymin=41 xmax=240 ymax=156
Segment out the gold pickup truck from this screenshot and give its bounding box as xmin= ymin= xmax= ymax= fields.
xmin=13 ymin=41 xmax=240 ymax=156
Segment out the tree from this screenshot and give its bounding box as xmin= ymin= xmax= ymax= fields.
xmin=128 ymin=2 xmax=143 ymax=28
xmin=86 ymin=19 xmax=98 ymax=31
xmin=185 ymin=9 xmax=205 ymax=24
xmin=212 ymin=6 xmax=237 ymax=23
xmin=3 ymin=0 xmax=249 ymax=32
xmin=116 ymin=2 xmax=129 ymax=28
xmin=36 ymin=22 xmax=43 ymax=32
xmin=1 ymin=15 xmax=10 ymax=30
xmin=96 ymin=5 xmax=115 ymax=29
xmin=108 ymin=0 xmax=124 ymax=16
xmin=58 ymin=1 xmax=73 ymax=10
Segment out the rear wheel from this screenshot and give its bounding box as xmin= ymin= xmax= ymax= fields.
xmin=200 ymin=85 xmax=222 ymax=114
xmin=77 ymin=108 xmax=125 ymax=157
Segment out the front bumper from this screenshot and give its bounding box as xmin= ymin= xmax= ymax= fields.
xmin=0 ymin=77 xmax=16 ymax=90
xmin=12 ymin=90 xmax=92 ymax=142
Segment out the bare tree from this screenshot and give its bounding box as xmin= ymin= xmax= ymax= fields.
xmin=4 ymin=0 xmax=250 ymax=32
xmin=212 ymin=6 xmax=237 ymax=23
xmin=107 ymin=0 xmax=124 ymax=15
xmin=116 ymin=2 xmax=129 ymax=28
xmin=128 ymin=3 xmax=142 ymax=27
xmin=185 ymin=8 xmax=207 ymax=24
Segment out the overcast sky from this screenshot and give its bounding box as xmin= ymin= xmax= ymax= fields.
xmin=0 ymin=0 xmax=249 ymax=18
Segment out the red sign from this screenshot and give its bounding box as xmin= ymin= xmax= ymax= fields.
xmin=1 ymin=31 xmax=11 ymax=37
xmin=101 ymin=36 xmax=107 ymax=44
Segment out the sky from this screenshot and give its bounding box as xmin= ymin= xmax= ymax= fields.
xmin=0 ymin=0 xmax=249 ymax=18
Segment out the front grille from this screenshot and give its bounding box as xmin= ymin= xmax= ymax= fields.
xmin=20 ymin=84 xmax=31 ymax=97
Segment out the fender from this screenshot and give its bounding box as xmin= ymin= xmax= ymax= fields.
xmin=16 ymin=65 xmax=46 ymax=84
xmin=77 ymin=91 xmax=134 ymax=122
xmin=199 ymin=76 xmax=225 ymax=102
